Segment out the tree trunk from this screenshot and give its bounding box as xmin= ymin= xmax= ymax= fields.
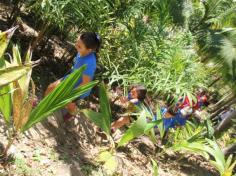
xmin=212 ymin=92 xmax=232 ymax=108
xmin=208 ymin=76 xmax=221 ymax=88
xmin=8 ymin=0 xmax=22 ymax=23
xmin=214 ymin=110 xmax=236 ymax=135
xmin=209 ymin=92 xmax=234 ymax=113
xmin=210 ymin=97 xmax=236 ymax=119
xmin=31 ymin=22 xmax=49 ymax=51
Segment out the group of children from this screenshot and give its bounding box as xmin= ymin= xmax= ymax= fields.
xmin=43 ymin=31 xmax=209 ymax=135
xmin=110 ymin=85 xmax=209 ymax=133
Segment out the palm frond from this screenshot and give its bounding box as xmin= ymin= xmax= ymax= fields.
xmin=22 ymin=66 xmax=98 ymax=131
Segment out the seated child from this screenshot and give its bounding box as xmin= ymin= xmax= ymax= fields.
xmin=155 ymin=100 xmax=193 ymax=131
xmin=111 ymin=84 xmax=147 ymax=131
xmin=195 ymin=88 xmax=209 ymax=110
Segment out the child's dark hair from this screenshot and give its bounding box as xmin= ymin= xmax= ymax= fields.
xmin=80 ymin=32 xmax=101 ymax=53
xmin=130 ymin=84 xmax=147 ymax=102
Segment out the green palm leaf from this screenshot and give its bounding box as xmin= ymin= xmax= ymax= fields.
xmin=22 ymin=65 xmax=98 ymax=131
xmin=118 ymin=110 xmax=147 ymax=147
xmin=99 ymin=83 xmax=112 ymax=132
xmin=82 ymin=83 xmax=112 ymax=135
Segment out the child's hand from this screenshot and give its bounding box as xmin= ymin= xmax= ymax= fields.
xmin=120 ymin=96 xmax=128 ymax=104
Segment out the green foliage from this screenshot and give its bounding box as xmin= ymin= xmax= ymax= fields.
xmin=0 ymin=29 xmax=33 ymax=95
xmin=170 ymin=116 xmax=235 ymax=176
xmin=0 ymin=27 xmax=31 ymax=124
xmin=0 ymin=65 xmax=31 ymax=88
xmin=118 ymin=106 xmax=157 ymax=147
xmin=0 ymin=85 xmax=11 ymax=123
xmin=23 ymin=66 xmax=98 ymax=131
xmin=169 ymin=121 xmax=206 ymax=145
xmin=26 ymin=0 xmax=113 ymax=32
xmin=96 ymin=151 xmax=118 ymax=175
xmin=82 ymin=83 xmax=112 ymax=135
xmin=27 ymin=0 xmax=71 ymax=29
xmin=151 ymin=158 xmax=158 ymax=176
xmin=118 ymin=110 xmax=147 ymax=147
xmin=101 ymin=16 xmax=209 ymax=99
xmin=173 ymin=138 xmax=236 ymax=176
xmin=0 ymin=26 xmax=18 ymax=58
xmin=187 ymin=0 xmax=236 ymax=82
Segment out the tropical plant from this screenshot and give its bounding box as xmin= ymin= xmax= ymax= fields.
xmin=187 ymin=0 xmax=236 ymax=82
xmin=0 ymin=26 xmax=18 ymax=58
xmin=24 ymin=0 xmax=113 ymax=50
xmin=118 ymin=105 xmax=162 ymax=147
xmin=0 ymin=26 xmax=31 ymax=124
xmin=0 ymin=27 xmax=98 ymax=162
xmin=173 ymin=139 xmax=236 ymax=176
xmin=82 ymin=83 xmax=112 ymax=136
xmin=151 ymin=158 xmax=158 ymax=176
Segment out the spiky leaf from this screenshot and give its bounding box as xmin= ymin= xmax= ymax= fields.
xmin=0 ymin=26 xmax=18 ymax=58
xmin=0 ymin=65 xmax=31 ymax=88
xmin=0 ymin=59 xmax=12 ymax=123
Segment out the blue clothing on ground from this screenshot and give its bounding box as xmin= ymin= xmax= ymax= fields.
xmin=153 ymin=107 xmax=187 ymax=131
xmin=163 ymin=112 xmax=186 ymax=130
xmin=63 ymin=52 xmax=96 ymax=99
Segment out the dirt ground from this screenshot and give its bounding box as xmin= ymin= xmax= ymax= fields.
xmin=0 ymin=113 xmax=218 ymax=176
xmin=0 ymin=1 xmax=220 ymax=176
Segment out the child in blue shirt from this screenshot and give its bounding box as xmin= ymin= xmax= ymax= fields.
xmin=154 ymin=102 xmax=193 ymax=131
xmin=44 ymin=32 xmax=101 ymax=120
xmin=111 ymin=85 xmax=147 ymax=131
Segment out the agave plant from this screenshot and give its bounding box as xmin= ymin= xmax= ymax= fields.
xmin=0 ymin=26 xmax=31 ymax=124
xmin=0 ymin=26 xmax=18 ymax=58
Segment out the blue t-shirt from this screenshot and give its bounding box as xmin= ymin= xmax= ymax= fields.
xmin=153 ymin=108 xmax=187 ymax=131
xmin=63 ymin=52 xmax=96 ymax=98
